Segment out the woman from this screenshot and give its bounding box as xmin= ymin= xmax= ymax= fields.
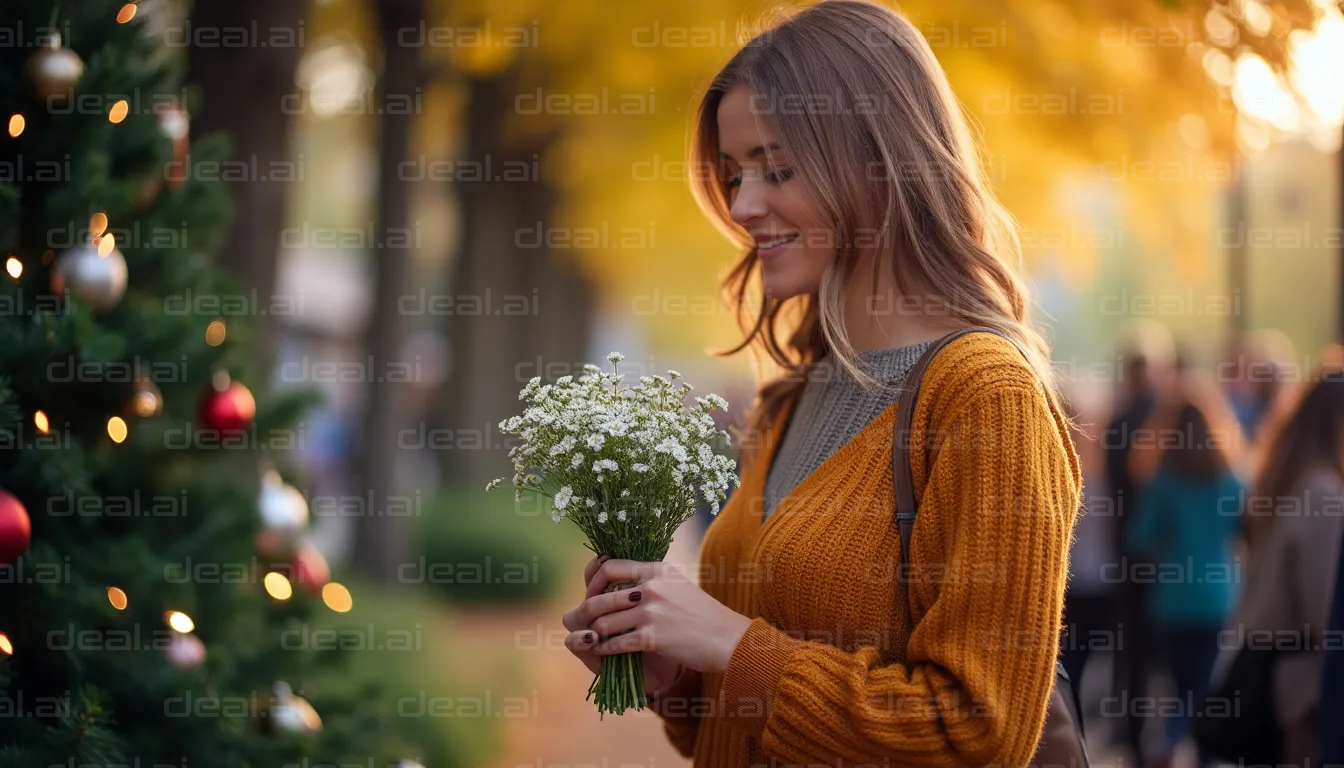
xmin=561 ymin=3 xmax=1082 ymax=765
xmin=1126 ymin=387 xmax=1244 ymax=766
xmin=1229 ymin=367 xmax=1344 ymax=764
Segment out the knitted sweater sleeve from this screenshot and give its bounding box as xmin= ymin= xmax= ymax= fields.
xmin=648 ymin=664 xmax=703 ymax=758
xmin=715 ymin=378 xmax=1081 ymax=767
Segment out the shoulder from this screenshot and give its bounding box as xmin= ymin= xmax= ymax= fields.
xmin=912 ymin=330 xmax=1080 ymax=479
xmin=1285 ymin=464 xmax=1344 ymax=537
xmin=918 ymin=331 xmax=1046 ymax=417
xmin=1301 ymin=463 xmax=1344 ymax=497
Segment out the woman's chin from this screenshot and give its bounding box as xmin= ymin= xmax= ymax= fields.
xmin=761 ymin=271 xmax=812 ymax=302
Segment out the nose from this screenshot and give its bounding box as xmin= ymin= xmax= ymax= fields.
xmin=729 ymin=177 xmax=768 ymax=227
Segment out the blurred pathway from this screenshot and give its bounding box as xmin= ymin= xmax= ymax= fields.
xmin=452 ymin=522 xmax=703 ymax=768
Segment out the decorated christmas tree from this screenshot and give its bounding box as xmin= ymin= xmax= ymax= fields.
xmin=0 ymin=1 xmax=419 ymax=764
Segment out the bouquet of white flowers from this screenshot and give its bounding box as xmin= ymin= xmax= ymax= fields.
xmin=487 ymin=352 xmax=740 ymax=716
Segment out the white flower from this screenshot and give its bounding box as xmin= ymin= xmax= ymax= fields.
xmin=586 ymin=433 xmax=606 ymax=451
xmin=593 ymin=459 xmax=618 ymax=473
xmin=486 ymin=478 xmax=503 ymax=492
xmin=617 ymin=510 xmax=627 ymax=521
xmin=606 ymin=352 xmax=625 ymax=365
xmin=586 ymin=498 xmax=597 ymax=507
xmin=632 ymin=463 xmax=650 ymax=473
xmin=570 ymin=453 xmax=584 ymax=469
xmin=620 ymin=489 xmax=630 ymax=498
xmin=598 ymin=510 xmax=609 ymax=524
xmin=554 ymin=485 xmax=574 ymax=511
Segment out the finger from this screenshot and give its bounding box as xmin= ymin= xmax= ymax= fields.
xmin=564 ymin=628 xmax=600 ymax=652
xmin=592 ymin=627 xmax=652 ymax=656
xmin=564 ymin=631 xmax=602 ymax=674
xmin=591 ymin=601 xmax=644 ymax=639
xmin=586 ymin=559 xmax=658 ymax=600
xmin=562 ymin=604 xmax=583 ymax=632
xmin=577 ymin=586 xmax=644 ymax=627
xmin=584 ymin=554 xmax=614 ymax=586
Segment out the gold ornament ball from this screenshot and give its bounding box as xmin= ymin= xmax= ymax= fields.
xmin=51 ymin=242 xmax=128 ymax=313
xmin=269 ymin=681 xmax=322 ymax=733
xmin=131 ymin=377 xmax=163 ymax=418
xmin=24 ymin=35 xmax=84 ymax=103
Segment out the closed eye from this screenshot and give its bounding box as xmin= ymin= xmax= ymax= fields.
xmin=726 ymin=166 xmax=793 ymax=189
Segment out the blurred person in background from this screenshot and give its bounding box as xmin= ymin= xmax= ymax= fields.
xmin=1103 ymin=320 xmax=1177 ymax=760
xmin=1233 ymin=363 xmax=1344 ymax=765
xmin=1061 ymin=383 xmax=1115 ymax=716
xmin=1222 ymin=329 xmax=1300 ymax=443
xmin=1126 ymin=371 xmax=1245 ymax=768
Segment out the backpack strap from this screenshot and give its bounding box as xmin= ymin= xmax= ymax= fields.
xmin=891 ymin=325 xmax=1023 ymax=591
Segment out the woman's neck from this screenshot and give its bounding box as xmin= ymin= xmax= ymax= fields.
xmin=838 ymin=261 xmax=961 ymax=353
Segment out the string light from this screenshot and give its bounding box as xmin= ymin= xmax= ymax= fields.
xmin=90 ymin=212 xmax=108 ymax=237
xmin=5 ymin=256 xmax=21 ymax=279
xmin=322 ymin=583 xmax=353 ymax=613
xmin=205 ymin=320 xmax=226 ymax=346
xmin=7 ymin=114 xmax=23 ymax=138
xmin=117 ymin=3 xmax=137 ymax=23
xmin=0 ymin=632 xmax=12 ymax=655
xmin=107 ymin=416 xmax=128 ymax=443
xmin=34 ymin=410 xmax=49 ymax=434
xmin=107 ymin=587 xmax=128 ymax=610
xmin=97 ymin=232 xmax=116 ymax=257
xmin=264 ymin=572 xmax=293 ymax=601
xmin=165 ymin=611 xmax=194 ymax=633
xmin=108 ymin=99 xmax=129 ymax=124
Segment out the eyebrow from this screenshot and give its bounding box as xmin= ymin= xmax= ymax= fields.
xmin=718 ymin=143 xmax=782 ymax=162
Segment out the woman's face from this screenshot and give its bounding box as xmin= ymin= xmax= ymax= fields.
xmin=716 ymin=85 xmax=832 ymax=299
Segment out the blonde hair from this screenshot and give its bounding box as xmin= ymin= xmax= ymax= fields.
xmin=692 ymin=0 xmax=1060 ymax=465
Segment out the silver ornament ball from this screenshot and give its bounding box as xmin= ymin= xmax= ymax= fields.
xmin=24 ymin=35 xmax=84 ymax=102
xmin=258 ymin=470 xmax=309 ymax=537
xmin=51 ymin=242 xmax=128 ymax=312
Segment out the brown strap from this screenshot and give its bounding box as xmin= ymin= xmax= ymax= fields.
xmin=892 ymin=326 xmax=1028 ymax=599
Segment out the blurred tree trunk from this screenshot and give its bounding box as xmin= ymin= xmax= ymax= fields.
xmin=185 ymin=0 xmax=306 ymax=365
xmin=439 ymin=73 xmax=593 ymax=485
xmin=353 ymin=0 xmax=424 ymax=580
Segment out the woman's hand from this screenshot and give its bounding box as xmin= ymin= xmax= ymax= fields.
xmin=562 ymin=555 xmax=683 ymax=697
xmin=562 ymin=556 xmax=753 ymax=675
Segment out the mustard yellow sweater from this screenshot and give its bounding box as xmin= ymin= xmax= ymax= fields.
xmin=651 ymin=333 xmax=1083 ymax=767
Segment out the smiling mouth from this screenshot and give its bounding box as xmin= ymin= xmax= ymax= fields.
xmin=756 ymin=234 xmax=798 ymax=250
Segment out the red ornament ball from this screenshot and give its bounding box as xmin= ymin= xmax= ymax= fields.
xmin=291 ymin=541 xmax=330 ymax=595
xmin=199 ymin=377 xmax=256 ymax=432
xmin=0 ymin=490 xmax=31 ymax=565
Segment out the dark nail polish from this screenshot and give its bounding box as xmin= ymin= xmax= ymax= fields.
xmin=584 ymin=631 xmax=596 ymax=643
xmin=629 ymin=590 xmax=642 ymax=602
xmin=598 ymin=554 xmax=612 ymax=563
